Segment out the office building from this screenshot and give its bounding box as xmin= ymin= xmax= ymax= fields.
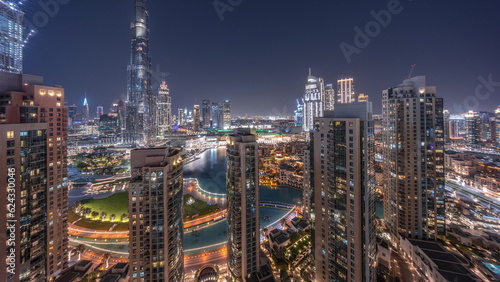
xmin=294 ymin=99 xmax=304 ymax=127
xmin=82 ymin=94 xmax=89 ymax=122
xmin=211 ymin=102 xmax=223 ymax=129
xmin=311 ymin=103 xmax=376 ymax=282
xmin=193 ymin=104 xmax=200 ymax=131
xmin=496 ymin=107 xmax=500 ymax=148
xmin=129 ymin=148 xmax=184 ymax=282
xmin=382 ymin=76 xmax=445 ymax=241
xmin=223 ymin=100 xmax=231 ymax=129
xmin=303 ymin=71 xmax=325 ymax=132
xmin=96 ymin=105 xmax=104 ymax=119
xmin=464 ymin=111 xmax=481 ymax=145
xmin=226 ymin=129 xmax=260 ymax=281
xmin=178 ymin=108 xmax=185 ymax=126
xmin=99 ymin=113 xmax=121 ymax=137
xmin=324 ymin=83 xmax=335 ymax=111
xmin=358 ymin=93 xmax=369 ymax=102
xmin=0 ymin=71 xmax=69 ymax=280
xmin=157 ymin=79 xmax=172 ymax=135
xmin=0 ymin=0 xmax=24 ymax=73
xmin=125 ymin=0 xmax=155 ymax=146
xmin=337 ymin=78 xmax=355 ymax=104
xmin=202 ymin=99 xmax=211 ymax=129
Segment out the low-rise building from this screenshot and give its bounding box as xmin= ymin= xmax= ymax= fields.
xmin=400 ymin=239 xmax=480 ymax=282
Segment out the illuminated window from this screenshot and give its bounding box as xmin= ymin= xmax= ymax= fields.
xmin=39 ymin=89 xmax=46 ymax=95
xmin=48 ymin=90 xmax=55 ymax=96
xmin=6 ymin=131 xmax=14 ymax=138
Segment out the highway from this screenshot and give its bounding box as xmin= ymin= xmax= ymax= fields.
xmin=446 ymin=180 xmax=500 ymax=210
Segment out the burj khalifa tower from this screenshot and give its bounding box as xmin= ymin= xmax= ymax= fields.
xmin=124 ymin=0 xmax=156 ymax=146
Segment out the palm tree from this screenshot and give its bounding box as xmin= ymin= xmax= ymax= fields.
xmin=121 ymin=213 xmax=128 ymax=222
xmin=102 ymin=252 xmax=111 ymax=269
xmin=262 ymin=228 xmax=269 ymax=237
xmin=280 ymin=218 xmax=287 ymax=228
xmin=91 ymin=211 xmax=99 ymax=219
xmin=110 ymin=214 xmax=116 ymax=222
xmin=76 ymin=244 xmax=86 ymax=261
xmin=100 ymin=212 xmax=107 ymax=221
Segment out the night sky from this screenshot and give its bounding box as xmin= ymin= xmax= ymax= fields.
xmin=23 ymin=0 xmax=500 ymax=116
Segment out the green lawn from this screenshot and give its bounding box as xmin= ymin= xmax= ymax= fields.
xmin=69 ymin=208 xmax=128 ymax=231
xmin=80 ymin=192 xmax=129 ymax=216
xmin=183 ymin=194 xmax=220 ymax=219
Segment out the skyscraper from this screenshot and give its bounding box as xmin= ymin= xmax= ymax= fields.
xmin=303 ymin=70 xmax=325 ymax=132
xmin=223 ymin=100 xmax=231 ymax=129
xmin=82 ymin=94 xmax=89 ymax=122
xmin=96 ymin=105 xmax=104 ymax=119
xmin=125 ymin=0 xmax=155 ymax=146
xmin=294 ymin=99 xmax=304 ymax=127
xmin=157 ymin=79 xmax=172 ymax=135
xmin=202 ymin=99 xmax=211 ymax=129
xmin=0 ymin=72 xmax=69 ymax=280
xmin=178 ymin=108 xmax=185 ymax=126
xmin=211 ymin=102 xmax=223 ymax=129
xmin=0 ymin=0 xmax=24 ymax=73
xmin=337 ymin=78 xmax=355 ymax=104
xmin=226 ymin=129 xmax=260 ymax=281
xmin=311 ymin=103 xmax=376 ymax=282
xmin=193 ymin=104 xmax=200 ymax=131
xmin=129 ymin=148 xmax=184 ymax=282
xmin=324 ymin=83 xmax=335 ymax=111
xmin=496 ymin=107 xmax=500 ymax=148
xmin=382 ymin=76 xmax=445 ymax=241
xmin=464 ymin=110 xmax=480 ymax=145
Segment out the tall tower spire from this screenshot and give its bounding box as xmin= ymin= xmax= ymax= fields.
xmin=125 ymin=0 xmax=154 ymax=146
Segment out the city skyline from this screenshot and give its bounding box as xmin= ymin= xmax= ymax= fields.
xmin=22 ymin=0 xmax=500 ymax=116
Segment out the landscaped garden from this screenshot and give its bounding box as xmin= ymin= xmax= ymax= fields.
xmin=183 ymin=194 xmax=221 ymax=220
xmin=70 ymin=192 xmax=129 ymax=231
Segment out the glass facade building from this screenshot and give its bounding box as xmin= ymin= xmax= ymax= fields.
xmin=0 ymin=1 xmax=24 ymax=74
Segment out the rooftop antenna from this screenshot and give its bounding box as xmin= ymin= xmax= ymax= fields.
xmin=407 ymin=64 xmax=416 ymax=79
xmin=309 ymin=67 xmax=312 ymax=76
xmin=161 ymin=72 xmax=167 ymax=84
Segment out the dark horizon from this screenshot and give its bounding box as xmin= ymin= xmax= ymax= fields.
xmin=23 ymin=0 xmax=500 ymax=116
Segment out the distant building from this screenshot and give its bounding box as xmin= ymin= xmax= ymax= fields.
xmin=202 ymin=99 xmax=211 ymax=129
xmin=96 ymin=105 xmax=104 ymax=119
xmin=227 ymin=129 xmax=260 ymax=280
xmin=157 ymin=79 xmax=172 ymax=135
xmin=82 ymin=94 xmax=89 ymax=122
xmin=324 ymin=83 xmax=335 ymax=111
xmin=337 ymin=78 xmax=355 ymax=104
xmin=465 ymin=111 xmax=481 ymax=145
xmin=0 ymin=0 xmax=24 ymax=73
xmin=294 ymin=99 xmax=303 ymax=127
xmin=178 ymin=108 xmax=185 ymax=126
xmin=211 ymin=102 xmax=223 ymax=129
xmin=358 ymin=93 xmax=368 ymax=102
xmin=223 ymin=100 xmax=231 ymax=129
xmin=129 ymin=148 xmax=184 ymax=282
xmin=99 ymin=113 xmax=121 ymax=137
xmin=303 ymin=71 xmax=325 ymax=132
xmin=193 ymin=104 xmax=200 ymax=131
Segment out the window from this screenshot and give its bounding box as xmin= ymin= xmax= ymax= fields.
xmin=7 ymin=131 xmax=14 ymax=138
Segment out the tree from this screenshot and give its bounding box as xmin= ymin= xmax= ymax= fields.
xmin=91 ymin=211 xmax=99 ymax=219
xmin=121 ymin=213 xmax=128 ymax=222
xmin=110 ymin=214 xmax=116 ymax=222
xmin=280 ymin=218 xmax=287 ymax=229
xmin=77 ymin=244 xmax=86 ymax=261
xmin=100 ymin=212 xmax=107 ymax=220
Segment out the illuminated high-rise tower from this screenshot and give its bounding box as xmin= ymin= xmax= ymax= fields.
xmin=125 ymin=0 xmax=155 ymax=146
xmin=223 ymin=100 xmax=231 ymax=129
xmin=0 ymin=0 xmax=24 ymax=73
xmin=337 ymin=78 xmax=355 ymax=104
xmin=303 ymin=69 xmax=325 ymax=132
xmin=83 ymin=94 xmax=89 ymax=122
xmin=157 ymin=78 xmax=172 ymax=135
xmin=382 ymin=76 xmax=445 ymax=241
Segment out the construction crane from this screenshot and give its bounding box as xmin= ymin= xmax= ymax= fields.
xmin=407 ymin=64 xmax=416 ymax=79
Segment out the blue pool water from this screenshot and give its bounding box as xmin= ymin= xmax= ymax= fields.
xmin=483 ymin=262 xmax=500 ymax=275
